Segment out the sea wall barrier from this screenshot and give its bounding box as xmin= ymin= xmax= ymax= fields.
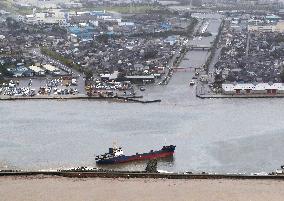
xmin=1 ymin=171 xmax=284 ymax=180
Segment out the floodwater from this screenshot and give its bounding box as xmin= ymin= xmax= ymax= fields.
xmin=1 ymin=14 xmax=283 ymax=174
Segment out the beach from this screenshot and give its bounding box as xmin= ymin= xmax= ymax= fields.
xmin=1 ymin=176 xmax=284 ymax=201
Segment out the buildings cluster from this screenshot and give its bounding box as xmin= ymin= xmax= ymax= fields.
xmin=17 ymin=9 xmax=190 ymax=38
xmin=0 ymin=5 xmax=192 ymax=98
xmin=22 ymin=9 xmax=189 ymax=83
xmin=215 ymin=13 xmax=284 ymax=86
xmin=13 ymin=0 xmax=158 ymax=9
xmin=247 ymin=14 xmax=284 ymax=32
xmin=211 ymin=12 xmax=284 ymax=95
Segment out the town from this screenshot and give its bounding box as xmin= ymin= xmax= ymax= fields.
xmin=1 ymin=0 xmax=284 ymax=100
xmin=0 ymin=0 xmax=196 ymax=100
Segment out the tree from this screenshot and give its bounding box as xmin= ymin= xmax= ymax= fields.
xmin=280 ymin=70 xmax=284 ymax=83
xmin=214 ymin=71 xmax=224 ymax=88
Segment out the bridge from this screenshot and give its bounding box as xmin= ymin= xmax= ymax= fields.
xmin=188 ymin=45 xmax=211 ymax=51
xmin=172 ymin=67 xmax=195 ymax=72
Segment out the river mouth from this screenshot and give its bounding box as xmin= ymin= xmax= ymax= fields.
xmin=1 ymin=14 xmax=281 ymax=174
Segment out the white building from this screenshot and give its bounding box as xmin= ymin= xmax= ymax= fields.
xmin=118 ymin=22 xmax=135 ymax=26
xmin=222 ymin=83 xmax=284 ymax=95
xmin=248 ymin=21 xmax=284 ymax=32
xmin=43 ymin=64 xmax=60 ymax=75
xmin=29 ymin=65 xmax=45 ymax=76
xmin=25 ymin=10 xmax=68 ymax=25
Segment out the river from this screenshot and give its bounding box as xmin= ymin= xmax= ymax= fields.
xmin=1 ymin=14 xmax=284 ymax=174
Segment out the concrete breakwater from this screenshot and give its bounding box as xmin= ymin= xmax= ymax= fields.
xmin=1 ymin=171 xmax=284 ymax=180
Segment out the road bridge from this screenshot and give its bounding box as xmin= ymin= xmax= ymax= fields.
xmin=188 ymin=45 xmax=211 ymax=51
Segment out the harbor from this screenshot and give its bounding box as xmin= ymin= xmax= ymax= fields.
xmin=1 ymin=6 xmax=284 ymax=176
xmin=2 ymin=13 xmax=284 ymax=174
xmin=2 ymin=0 xmax=284 ymax=200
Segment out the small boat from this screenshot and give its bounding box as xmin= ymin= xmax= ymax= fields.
xmin=95 ymin=145 xmax=176 ymax=165
xmin=140 ymin=87 xmax=145 ymax=91
xmin=189 ymin=80 xmax=195 ymax=86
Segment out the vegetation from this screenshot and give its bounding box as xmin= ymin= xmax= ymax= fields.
xmin=0 ymin=0 xmax=33 ymax=15
xmin=129 ymin=17 xmax=198 ymax=39
xmin=41 ymin=48 xmax=72 ymax=67
xmin=275 ymin=34 xmax=284 ymax=43
xmin=69 ymin=4 xmax=163 ymax=14
xmin=280 ymin=70 xmax=284 ymax=83
xmin=0 ymin=63 xmax=12 ymax=82
xmin=40 ymin=48 xmax=93 ymax=79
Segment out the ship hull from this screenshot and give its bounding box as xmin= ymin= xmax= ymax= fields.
xmin=96 ymin=147 xmax=175 ymax=165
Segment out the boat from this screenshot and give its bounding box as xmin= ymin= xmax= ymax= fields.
xmin=95 ymin=145 xmax=176 ymax=165
xmin=189 ymin=80 xmax=195 ymax=86
xmin=140 ymin=87 xmax=145 ymax=91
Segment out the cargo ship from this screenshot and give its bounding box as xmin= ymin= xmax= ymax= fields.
xmin=95 ymin=145 xmax=176 ymax=165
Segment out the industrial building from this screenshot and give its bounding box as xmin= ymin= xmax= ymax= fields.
xmin=222 ymin=83 xmax=284 ymax=95
xmin=248 ymin=21 xmax=284 ymax=32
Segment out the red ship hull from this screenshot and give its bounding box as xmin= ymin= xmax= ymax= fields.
xmin=96 ymin=145 xmax=176 ymax=165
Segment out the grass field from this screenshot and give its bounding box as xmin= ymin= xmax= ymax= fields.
xmin=71 ymin=5 xmax=163 ymax=14
xmin=1 ymin=0 xmax=163 ymax=15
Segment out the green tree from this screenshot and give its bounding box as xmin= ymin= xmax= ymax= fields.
xmin=280 ymin=70 xmax=284 ymax=83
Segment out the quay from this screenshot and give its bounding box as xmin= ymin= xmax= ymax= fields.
xmin=197 ymin=93 xmax=284 ymax=99
xmin=0 ymin=95 xmax=161 ymax=104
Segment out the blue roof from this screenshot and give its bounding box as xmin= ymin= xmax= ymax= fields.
xmin=160 ymin=23 xmax=172 ymax=30
xmin=69 ymin=26 xmax=95 ymax=39
xmin=91 ymin=10 xmax=107 ymax=16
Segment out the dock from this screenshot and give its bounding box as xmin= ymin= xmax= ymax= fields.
xmin=0 ymin=95 xmax=161 ymax=104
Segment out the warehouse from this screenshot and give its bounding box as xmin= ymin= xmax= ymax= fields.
xmin=222 ymin=83 xmax=284 ymax=95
